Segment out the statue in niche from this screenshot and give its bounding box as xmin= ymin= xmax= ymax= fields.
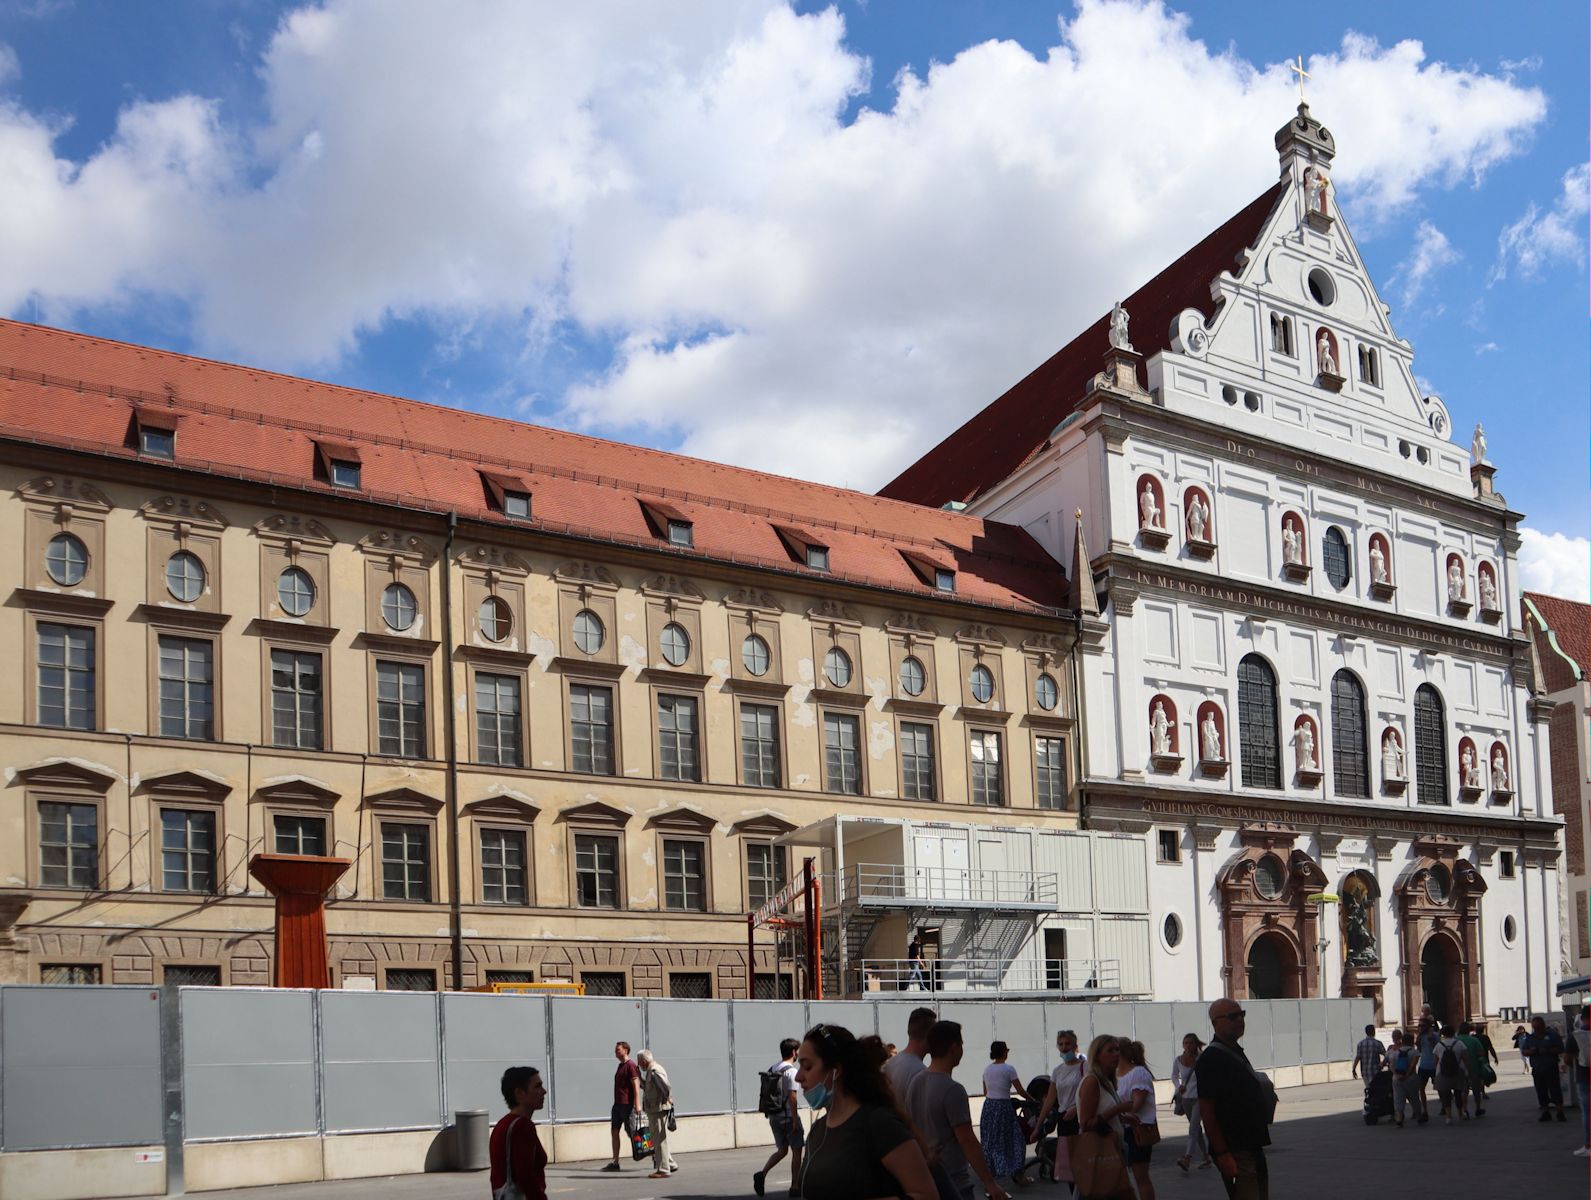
xmin=1151 ymin=701 xmax=1172 ymax=756
xmin=1471 ymin=422 xmax=1487 ymax=466
xmin=1344 ymin=889 xmax=1379 ymax=967
xmin=1201 ymin=710 xmax=1222 ymax=761
xmin=1305 ymin=167 xmax=1328 ymax=214
xmin=1140 ymin=481 xmax=1162 ymax=529
xmin=1492 ymin=749 xmax=1510 ymax=791
xmin=1382 ymin=729 xmax=1405 ymax=779
xmin=1369 ymin=541 xmax=1388 ymax=584
xmin=1448 ymin=560 xmax=1467 ymax=603
xmin=1282 ymin=518 xmax=1303 ymax=566
xmin=1462 ymin=746 xmax=1481 ymax=789
xmin=1187 ymin=493 xmax=1209 ymax=542
xmin=1317 ymin=329 xmax=1337 ymax=376
xmin=1295 ymin=722 xmax=1318 ymax=771
xmin=1478 ymin=569 xmax=1499 ymax=611
xmin=1109 ymin=302 xmax=1134 ymax=352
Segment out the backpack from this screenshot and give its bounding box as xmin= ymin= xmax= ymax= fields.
xmin=1437 ymin=1041 xmax=1463 ymax=1078
xmin=1392 ymin=1048 xmax=1412 ymax=1076
xmin=758 ymin=1066 xmax=789 ymax=1116
xmin=493 ymin=1117 xmax=525 ymax=1200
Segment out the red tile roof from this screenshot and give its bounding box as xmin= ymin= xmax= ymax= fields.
xmin=1524 ymin=591 xmax=1590 ymax=693
xmin=879 ymin=183 xmax=1284 ymax=507
xmin=0 ymin=319 xmax=1066 ymax=615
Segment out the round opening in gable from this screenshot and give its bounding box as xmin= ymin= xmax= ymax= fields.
xmin=1416 ymin=446 xmax=1430 ymax=465
xmin=1307 ymin=268 xmax=1336 ymax=306
xmin=1222 ymin=384 xmax=1238 ymax=405
xmin=1244 ymin=392 xmax=1261 ymax=412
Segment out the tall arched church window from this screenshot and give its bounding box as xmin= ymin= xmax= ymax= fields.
xmin=1331 ymin=670 xmax=1369 ymax=798
xmin=1414 ymin=684 xmax=1449 ymax=806
xmin=1322 ymin=527 xmax=1351 ymax=590
xmin=1238 ymin=654 xmax=1281 ymax=790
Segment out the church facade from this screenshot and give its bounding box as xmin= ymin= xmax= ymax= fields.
xmin=883 ymin=107 xmax=1564 ymax=1026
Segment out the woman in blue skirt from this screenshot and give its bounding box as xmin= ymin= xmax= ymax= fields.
xmin=980 ymin=1041 xmax=1033 ymax=1185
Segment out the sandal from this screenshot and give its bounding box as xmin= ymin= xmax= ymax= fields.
xmin=648 ymin=1171 xmax=670 ymax=1179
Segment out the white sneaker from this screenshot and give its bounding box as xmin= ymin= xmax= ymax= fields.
xmin=1574 ymin=1147 xmax=1591 ymax=1157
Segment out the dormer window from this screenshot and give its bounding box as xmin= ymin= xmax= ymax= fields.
xmin=638 ymin=498 xmax=693 ymax=547
xmin=330 ymin=460 xmax=361 ymax=489
xmin=773 ymin=524 xmax=830 ymax=572
xmin=806 ymin=545 xmax=829 ymax=571
xmin=667 ymin=519 xmax=694 ymax=548
xmin=900 ymin=547 xmax=956 ymax=592
xmin=935 ymin=568 xmax=956 ymax=593
xmin=140 ymin=425 xmax=175 ymax=459
xmin=481 ymin=471 xmax=532 ymax=519
xmin=503 ymin=491 xmax=531 ymax=519
xmin=315 ymin=440 xmax=363 ymax=489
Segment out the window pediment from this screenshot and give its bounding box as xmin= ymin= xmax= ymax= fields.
xmin=364 ymin=786 xmax=443 ymax=813
xmin=254 ymin=777 xmax=340 ymax=807
xmin=19 ymin=475 xmax=113 ymax=514
xmin=807 ymin=600 xmax=862 ymax=628
xmin=556 ymin=800 xmax=631 ymax=828
xmin=730 ymin=813 xmax=797 ymax=837
xmin=458 ymin=545 xmax=532 ymax=578
xmin=954 ymin=623 xmax=1007 ymax=648
xmin=554 ymin=561 xmax=621 ymax=592
xmin=140 ymin=495 xmax=229 ymax=532
xmin=463 ymin=794 xmax=540 ymax=822
xmin=645 ymin=805 xmax=718 ymax=834
xmin=724 ymin=587 xmax=783 ymax=614
xmin=640 ymin=573 xmax=705 ymax=600
xmin=254 ymin=513 xmax=336 ymax=547
xmin=141 ymin=769 xmax=232 ymax=800
xmin=358 ymin=530 xmax=437 ymax=566
xmin=15 ymin=759 xmax=118 ymax=792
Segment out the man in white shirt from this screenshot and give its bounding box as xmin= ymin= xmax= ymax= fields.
xmin=753 ymin=1038 xmax=803 ymax=1198
xmin=883 ymin=1006 xmax=937 ymax=1097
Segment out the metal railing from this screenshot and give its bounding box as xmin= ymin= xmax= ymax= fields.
xmin=854 ymin=957 xmax=1122 ymax=995
xmin=825 ymin=863 xmax=1059 ymax=908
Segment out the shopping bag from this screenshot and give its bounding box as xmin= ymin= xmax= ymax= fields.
xmin=630 ymin=1124 xmax=653 ymax=1161
xmin=1071 ymin=1129 xmax=1130 ymax=1198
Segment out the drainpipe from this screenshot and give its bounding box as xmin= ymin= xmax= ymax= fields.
xmin=441 ymin=512 xmax=464 ymax=990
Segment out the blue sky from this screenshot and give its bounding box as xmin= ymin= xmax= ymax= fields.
xmin=1 ymin=0 xmax=1585 ymax=595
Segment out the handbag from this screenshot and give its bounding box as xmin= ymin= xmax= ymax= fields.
xmin=666 ymin=1105 xmax=678 ymax=1133
xmin=1171 ymin=1095 xmax=1188 ymax=1117
xmin=630 ymin=1122 xmax=653 ymax=1161
xmin=493 ymin=1116 xmax=525 ymax=1200
xmin=1072 ymin=1128 xmax=1130 ymax=1199
xmin=1132 ymin=1122 xmax=1161 ymax=1147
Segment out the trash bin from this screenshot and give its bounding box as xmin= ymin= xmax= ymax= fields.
xmin=454 ymin=1109 xmax=490 ymax=1171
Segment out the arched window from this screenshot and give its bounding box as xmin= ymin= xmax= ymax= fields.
xmin=1331 ymin=670 xmax=1369 ymax=798
xmin=1414 ymin=684 xmax=1449 ymax=806
xmin=1237 ymin=654 xmax=1281 ymax=789
xmin=1322 ymin=527 xmax=1351 ymax=589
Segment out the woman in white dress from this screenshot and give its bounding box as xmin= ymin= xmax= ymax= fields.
xmin=1115 ymin=1040 xmax=1158 ymax=1200
xmin=1170 ymin=1033 xmax=1210 ymax=1172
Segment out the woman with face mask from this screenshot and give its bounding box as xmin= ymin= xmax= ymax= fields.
xmin=794 ymin=1023 xmax=937 ymax=1200
xmin=1030 ymin=1030 xmax=1085 ymax=1194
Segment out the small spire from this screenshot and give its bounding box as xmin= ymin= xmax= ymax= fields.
xmin=1071 ymin=511 xmax=1098 ymax=616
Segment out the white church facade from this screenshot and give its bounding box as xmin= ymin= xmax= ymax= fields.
xmin=883 ymin=105 xmax=1564 ymax=1026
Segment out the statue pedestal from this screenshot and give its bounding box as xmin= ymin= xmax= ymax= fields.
xmin=249 ymin=854 xmax=351 ymax=989
xmin=1343 ymin=965 xmax=1385 ymax=1023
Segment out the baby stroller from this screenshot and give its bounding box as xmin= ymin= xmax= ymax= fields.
xmin=1362 ymin=1069 xmax=1393 ymax=1125
xmin=1016 ymin=1076 xmax=1058 ymax=1181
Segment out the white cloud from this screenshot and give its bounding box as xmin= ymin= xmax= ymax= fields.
xmin=0 ymin=43 xmax=19 ymax=88
xmin=1519 ymin=527 xmax=1591 ymax=603
xmin=0 ymin=1 xmax=1553 ymax=487
xmin=1393 ymin=220 xmax=1459 ymax=308
xmin=1489 ymin=161 xmax=1591 ymax=283
xmin=1473 ymin=341 xmax=1500 ymax=355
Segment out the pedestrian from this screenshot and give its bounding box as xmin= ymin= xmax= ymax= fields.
xmin=1521 ymin=1015 xmax=1567 ymax=1122
xmin=1195 ymin=999 xmax=1275 ymax=1200
xmin=1072 ymin=1034 xmax=1134 ymax=1200
xmin=1171 ymin=1033 xmax=1210 ymax=1173
xmin=1572 ymin=1006 xmax=1590 ymax=1156
xmin=1476 ymin=1023 xmax=1500 ymax=1072
xmin=754 ymin=1038 xmax=804 ymax=1199
xmin=1388 ymin=1031 xmax=1420 ymax=1128
xmin=886 ymin=1043 xmax=898 ymax=1059
xmin=1512 ymin=1024 xmax=1530 ymax=1074
xmin=490 ymin=1065 xmax=548 ymax=1200
xmin=979 ymin=1040 xmax=1032 ymax=1186
xmin=883 ymin=1006 xmax=937 ymax=1098
xmin=1029 ymin=1029 xmax=1084 ymax=1194
xmin=796 ymin=1022 xmax=937 ymax=1200
xmin=635 ymin=1049 xmax=678 ymax=1178
xmin=1431 ymin=1024 xmax=1470 ymax=1124
xmin=907 ymin=934 xmax=928 ymax=990
xmin=1352 ymin=1024 xmax=1385 ymax=1085
xmin=1413 ymin=1019 xmax=1437 ymax=1123
xmin=1456 ymin=1023 xmax=1490 ymax=1116
xmin=905 ymin=1021 xmax=1012 ymax=1200
xmin=1115 ymin=1039 xmax=1157 ymax=1200
xmin=603 ymin=1040 xmax=641 ymax=1172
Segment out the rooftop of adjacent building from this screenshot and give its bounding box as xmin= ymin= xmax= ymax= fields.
xmin=1522 ymin=591 xmax=1590 ymax=693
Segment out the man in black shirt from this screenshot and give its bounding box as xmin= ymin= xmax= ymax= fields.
xmin=1195 ymin=999 xmax=1273 ymax=1200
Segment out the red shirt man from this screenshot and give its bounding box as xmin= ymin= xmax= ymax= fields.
xmin=490 ymin=1066 xmax=548 ymax=1199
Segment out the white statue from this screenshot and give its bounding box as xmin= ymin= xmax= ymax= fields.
xmin=1140 ymin=481 xmax=1162 ymax=529
xmin=1317 ymin=329 xmax=1337 ymax=376
xmin=1187 ymin=493 xmax=1209 ymax=542
xmin=1201 ymin=710 xmax=1222 ymax=761
xmin=1305 ymin=167 xmax=1327 ymax=213
xmin=1282 ymin=518 xmax=1303 ymax=566
xmin=1296 ymin=722 xmax=1318 ymax=771
xmin=1382 ymin=730 xmax=1405 ymax=780
xmin=1491 ymin=750 xmax=1509 ymax=791
xmin=1479 ymin=569 xmax=1499 ymax=610
xmin=1369 ymin=541 xmax=1388 ymax=584
xmin=1109 ymin=302 xmax=1134 ymax=352
xmin=1471 ymin=422 xmax=1487 ymax=466
xmin=1447 ymin=560 xmax=1466 ymax=603
xmin=1151 ymin=700 xmax=1172 ymax=756
xmin=1462 ymin=746 xmax=1481 ymax=789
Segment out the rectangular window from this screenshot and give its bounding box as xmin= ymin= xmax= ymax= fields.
xmin=380 ymin=822 xmax=431 ymax=902
xmin=385 ymin=967 xmax=437 ymax=991
xmin=753 ymin=973 xmax=795 ymax=1000
xmin=158 ymin=635 xmax=214 ymax=740
xmin=38 ymin=623 xmax=95 ymax=730
xmin=475 ymin=672 xmax=522 ymax=767
xmin=164 ymin=964 xmax=222 ymax=987
xmin=574 ymin=833 xmax=619 ymax=909
xmin=739 ymin=703 xmax=782 ymax=788
xmin=503 ymin=491 xmax=531 ymax=519
xmin=570 ymin=684 xmax=615 ymax=775
xmin=480 ymin=827 xmax=529 ymax=905
xmin=970 ymin=730 xmax=1004 ymax=806
xmin=485 ymin=969 xmax=535 ymax=986
xmin=38 ymin=800 xmax=98 ymax=889
xmin=746 ymin=842 xmax=788 ymax=911
xmin=662 ymin=838 xmax=707 ymax=912
xmin=41 ymin=964 xmax=101 ymax=985
xmin=270 ymin=648 xmax=323 ymax=750
xmin=273 ymin=813 xmax=327 ymax=857
xmin=329 ymin=460 xmax=361 ymax=489
xmin=657 ymin=694 xmax=700 ymax=782
xmin=669 ymin=972 xmax=712 ymax=998
xmin=934 ymin=568 xmax=956 ymax=593
xmin=376 ymin=660 xmax=426 ymax=757
xmin=1157 ymin=829 xmax=1182 ymax=863
xmin=900 ymin=721 xmax=937 ymax=801
xmin=139 ymin=426 xmax=175 ymax=459
xmin=160 ymin=808 xmax=216 ymax=893
xmin=667 ymin=519 xmax=694 ymax=547
xmin=806 ymin=545 xmax=829 ymax=571
xmin=1035 ymin=735 xmax=1067 ymax=810
xmin=824 ymin=712 xmax=862 ymax=795
xmin=1499 ymin=850 xmax=1516 ymax=878
xmin=581 ymin=971 xmax=625 ymax=997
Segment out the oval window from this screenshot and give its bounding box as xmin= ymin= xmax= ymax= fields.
xmin=479 ymin=596 xmax=512 ymax=643
xmin=1253 ymin=855 xmax=1285 ymax=899
xmin=277 ymin=566 xmax=316 ymax=617
xmin=1307 ymin=267 xmax=1336 ymax=306
xmin=381 ymin=582 xmax=418 ymax=631
xmin=165 ymin=551 xmax=206 ymax=603
xmin=660 ymin=622 xmax=691 ymax=667
xmin=1322 ymin=527 xmax=1351 ymax=590
xmin=1502 ymin=915 xmax=1517 ymax=945
xmin=1035 ymin=673 xmax=1059 ymax=712
xmin=45 ymin=532 xmax=89 ymax=586
xmin=898 ymin=656 xmax=926 ymax=697
xmin=572 ymin=609 xmax=605 ymax=655
xmin=1425 ymin=863 xmax=1452 ymax=905
xmin=970 ymin=664 xmax=995 ymax=705
xmin=742 ymin=634 xmax=771 ymax=677
xmin=1164 ymin=914 xmax=1183 ymax=949
xmin=824 ymin=647 xmax=852 ymax=688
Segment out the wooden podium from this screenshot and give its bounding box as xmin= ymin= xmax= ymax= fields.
xmin=249 ymin=854 xmax=351 ymax=989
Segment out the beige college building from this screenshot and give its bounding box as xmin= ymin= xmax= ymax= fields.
xmin=0 ymin=318 xmax=1116 ymax=998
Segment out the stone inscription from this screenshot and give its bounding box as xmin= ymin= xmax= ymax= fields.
xmin=1134 ymin=797 xmax=1553 ymax=845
